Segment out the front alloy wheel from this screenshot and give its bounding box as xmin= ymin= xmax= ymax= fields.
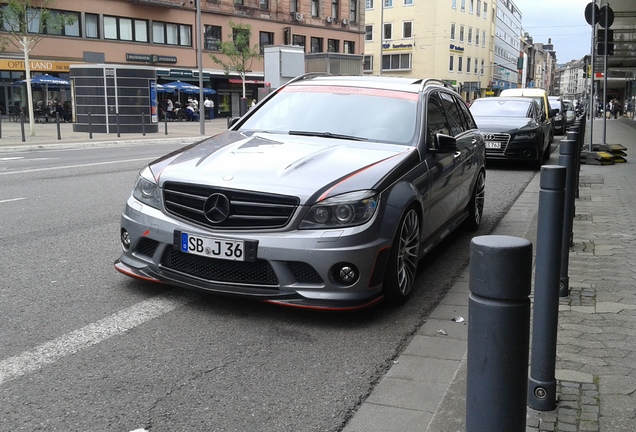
xmin=465 ymin=170 xmax=485 ymax=230
xmin=384 ymin=208 xmax=420 ymax=305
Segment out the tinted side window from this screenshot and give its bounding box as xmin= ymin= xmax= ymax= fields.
xmin=439 ymin=92 xmax=466 ymax=136
xmin=427 ymin=94 xmax=452 ymax=139
xmin=454 ymin=94 xmax=477 ymax=130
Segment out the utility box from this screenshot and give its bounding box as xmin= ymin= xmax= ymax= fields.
xmin=264 ymin=45 xmax=305 ymax=89
xmin=305 ymin=53 xmax=363 ymax=75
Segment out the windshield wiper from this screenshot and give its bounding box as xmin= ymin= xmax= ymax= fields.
xmin=288 ymin=130 xmax=368 ymax=141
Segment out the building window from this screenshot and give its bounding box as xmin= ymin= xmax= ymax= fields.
xmin=46 ymin=10 xmax=80 ymax=36
xmin=234 ymin=0 xmax=243 ymax=4
xmin=312 ymin=0 xmax=319 ymax=17
xmin=449 ymin=55 xmax=454 ymax=72
xmin=293 ymin=34 xmax=306 ymax=50
xmin=384 ymin=0 xmax=393 ymax=7
xmin=476 ymin=0 xmax=481 ymax=16
xmin=328 ymin=38 xmax=339 ymax=52
xmin=349 ymin=0 xmax=357 ymax=22
xmin=260 ymin=0 xmax=269 ymax=9
xmin=310 ymin=36 xmax=323 ymax=52
xmin=152 ymin=21 xmax=191 ymax=46
xmin=331 ymin=0 xmax=339 ymax=18
xmin=366 ymin=0 xmax=374 ymax=8
xmin=458 ymin=56 xmax=463 ymax=72
xmin=382 ymin=53 xmax=411 ymax=71
xmin=383 ymin=23 xmax=392 ymax=39
xmin=459 ymin=25 xmax=464 ymax=42
xmin=452 ymin=0 xmax=456 ymax=8
xmin=403 ymin=21 xmax=412 ymax=38
xmin=460 ymin=0 xmax=465 ymax=11
xmin=482 ymin=30 xmax=486 ymax=47
xmin=85 ymin=13 xmax=99 ymax=39
xmin=105 ymin=16 xmax=148 ymax=43
xmin=481 ymin=59 xmax=484 ymax=75
xmin=291 ymin=0 xmax=299 ymax=12
xmin=259 ymin=31 xmax=274 ymax=53
xmin=365 ymin=24 xmax=373 ymax=41
xmin=467 ymin=57 xmax=471 ymax=74
xmin=469 ymin=0 xmax=473 ymax=13
xmin=404 ymin=0 xmax=413 ymax=5
xmin=450 ymin=23 xmax=455 ymax=40
xmin=204 ymin=25 xmax=222 ymax=50
xmin=363 ymin=55 xmax=373 ymax=72
xmin=344 ymin=40 xmax=354 ymax=53
xmin=474 ymin=59 xmax=478 ymax=74
xmin=475 ymin=29 xmax=479 ymax=46
xmin=11 ymin=8 xmax=80 ymax=37
xmin=483 ymin=1 xmax=487 ymax=17
xmin=468 ymin=27 xmax=472 ymax=44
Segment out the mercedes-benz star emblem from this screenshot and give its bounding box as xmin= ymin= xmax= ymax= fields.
xmin=203 ymin=193 xmax=231 ymax=224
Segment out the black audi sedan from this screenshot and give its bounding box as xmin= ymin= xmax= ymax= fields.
xmin=469 ymin=96 xmax=551 ymax=170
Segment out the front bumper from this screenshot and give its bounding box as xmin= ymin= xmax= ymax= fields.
xmin=115 ymin=196 xmax=395 ymax=310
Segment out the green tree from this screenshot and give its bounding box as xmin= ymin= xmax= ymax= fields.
xmin=210 ymin=21 xmax=261 ymax=99
xmin=0 ymin=0 xmax=75 ymax=136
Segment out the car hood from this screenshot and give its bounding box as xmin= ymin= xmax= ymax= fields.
xmin=151 ymin=131 xmax=417 ymax=203
xmin=473 ymin=116 xmax=538 ymax=133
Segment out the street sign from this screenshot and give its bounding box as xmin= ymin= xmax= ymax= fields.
xmin=599 ymin=5 xmax=614 ymax=28
xmin=584 ymin=2 xmax=599 ymax=26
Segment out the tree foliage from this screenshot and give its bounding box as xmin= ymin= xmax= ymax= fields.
xmin=0 ymin=0 xmax=75 ymax=135
xmin=210 ymin=21 xmax=261 ymax=98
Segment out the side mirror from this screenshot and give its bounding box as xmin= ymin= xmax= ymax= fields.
xmin=227 ymin=117 xmax=241 ymax=129
xmin=549 ymin=108 xmax=559 ymax=118
xmin=435 ymin=133 xmax=458 ymax=153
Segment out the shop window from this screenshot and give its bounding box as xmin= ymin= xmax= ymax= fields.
xmin=204 ymin=25 xmax=222 ymax=51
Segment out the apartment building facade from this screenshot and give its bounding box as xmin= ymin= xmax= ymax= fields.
xmin=363 ymin=0 xmax=497 ymax=101
xmin=0 ymin=0 xmax=364 ymax=117
xmin=492 ymin=0 xmax=520 ymax=93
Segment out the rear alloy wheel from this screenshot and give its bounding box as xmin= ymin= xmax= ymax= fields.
xmin=465 ymin=170 xmax=485 ymax=230
xmin=384 ymin=208 xmax=420 ymax=305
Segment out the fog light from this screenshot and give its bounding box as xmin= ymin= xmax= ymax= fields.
xmin=331 ymin=263 xmax=359 ymax=286
xmin=121 ymin=229 xmax=131 ymax=249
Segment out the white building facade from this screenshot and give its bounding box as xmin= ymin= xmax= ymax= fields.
xmin=492 ymin=0 xmax=522 ymax=93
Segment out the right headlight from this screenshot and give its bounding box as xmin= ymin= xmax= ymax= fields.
xmin=132 ymin=166 xmax=161 ymax=209
xmin=299 ymin=191 xmax=378 ymax=229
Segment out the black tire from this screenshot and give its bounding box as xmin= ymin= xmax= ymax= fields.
xmin=384 ymin=207 xmax=420 ymax=305
xmin=465 ymin=170 xmax=485 ymax=231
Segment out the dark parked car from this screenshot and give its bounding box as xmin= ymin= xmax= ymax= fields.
xmin=470 ymin=96 xmax=551 ymax=170
xmin=549 ymin=96 xmax=567 ymax=135
xmin=115 ymin=75 xmax=486 ymax=309
xmin=563 ymin=99 xmax=576 ymax=131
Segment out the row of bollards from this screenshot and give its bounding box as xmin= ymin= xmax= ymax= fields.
xmin=466 ymin=115 xmax=587 ymax=430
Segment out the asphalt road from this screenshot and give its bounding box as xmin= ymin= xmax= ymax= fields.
xmin=0 ymin=143 xmax=540 ymax=431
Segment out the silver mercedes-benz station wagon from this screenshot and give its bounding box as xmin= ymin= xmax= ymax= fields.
xmin=115 ymin=75 xmax=486 ymax=310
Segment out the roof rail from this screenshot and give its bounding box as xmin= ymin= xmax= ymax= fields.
xmin=419 ymin=78 xmax=455 ymax=92
xmin=286 ymin=72 xmax=328 ymax=86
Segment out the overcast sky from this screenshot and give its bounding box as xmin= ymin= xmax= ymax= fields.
xmin=513 ymin=0 xmax=592 ymax=63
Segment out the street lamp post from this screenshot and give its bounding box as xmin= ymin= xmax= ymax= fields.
xmin=196 ymin=0 xmax=205 ymax=135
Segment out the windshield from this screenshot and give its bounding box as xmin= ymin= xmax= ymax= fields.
xmin=239 ymin=85 xmax=419 ymax=145
xmin=470 ymin=99 xmax=532 ymax=117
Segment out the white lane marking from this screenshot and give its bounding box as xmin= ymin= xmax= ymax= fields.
xmin=0 ymin=157 xmax=25 ymax=161
xmin=0 ymin=197 xmax=27 ymax=204
xmin=0 ymin=157 xmax=151 ymax=176
xmin=0 ymin=290 xmax=200 ymax=386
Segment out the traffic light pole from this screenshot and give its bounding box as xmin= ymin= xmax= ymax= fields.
xmin=587 ymin=1 xmax=596 ymax=153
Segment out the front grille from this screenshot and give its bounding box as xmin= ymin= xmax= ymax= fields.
xmin=288 ymin=262 xmax=324 ymax=284
xmin=163 ymin=182 xmax=299 ymax=230
xmin=482 ymin=133 xmax=511 ymax=155
xmin=135 ymin=238 xmax=159 ymax=258
xmin=161 ymin=248 xmax=278 ymax=286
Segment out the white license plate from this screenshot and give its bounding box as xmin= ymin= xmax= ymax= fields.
xmin=485 ymin=142 xmax=502 ymax=149
xmin=179 ymin=232 xmax=247 ymax=261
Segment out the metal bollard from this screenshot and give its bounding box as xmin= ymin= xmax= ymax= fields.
xmin=88 ymin=112 xmax=93 ymax=139
xmin=0 ymin=111 xmax=3 ymax=139
xmin=466 ymin=235 xmax=533 ymax=432
xmin=56 ymin=112 xmax=61 ymax=141
xmin=566 ymin=127 xmax=580 ymax=198
xmin=164 ymin=111 xmax=168 ymax=135
xmin=558 ymin=139 xmax=578 ymax=297
xmin=20 ymin=112 xmax=26 ymax=142
xmin=116 ymin=112 xmax=121 ymax=138
xmin=142 ymin=111 xmax=146 ymax=136
xmin=528 ymin=166 xmax=566 ymax=411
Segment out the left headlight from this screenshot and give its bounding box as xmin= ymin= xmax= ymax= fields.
xmin=512 ymin=132 xmax=537 ymax=141
xmin=299 ymin=191 xmax=378 ymax=229
xmin=132 ymin=166 xmax=161 ymax=209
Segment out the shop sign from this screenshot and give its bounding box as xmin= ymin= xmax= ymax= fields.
xmin=169 ymin=69 xmax=193 ymax=77
xmin=0 ymin=59 xmax=73 ymax=72
xmin=126 ymin=53 xmax=178 ymax=64
xmin=449 ymin=44 xmax=465 ymax=53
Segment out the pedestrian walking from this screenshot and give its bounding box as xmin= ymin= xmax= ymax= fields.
xmin=204 ymin=97 xmax=214 ymax=120
xmin=611 ymin=99 xmax=618 ymax=119
xmin=627 ymin=99 xmax=634 ymax=119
